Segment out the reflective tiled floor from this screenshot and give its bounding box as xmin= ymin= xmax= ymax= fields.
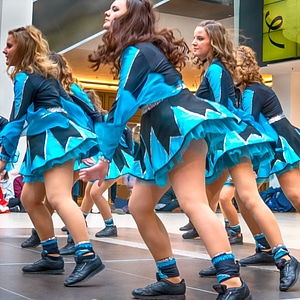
xmin=1 ymin=211 xmax=300 ymax=300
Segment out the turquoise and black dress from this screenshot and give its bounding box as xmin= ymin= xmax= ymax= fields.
xmin=0 ymin=72 xmax=99 ymax=182
xmin=69 ymin=83 xmax=134 ymax=180
xmin=196 ymin=58 xmax=275 ymax=182
xmin=93 ymin=42 xmax=272 ymax=187
xmin=241 ymin=82 xmax=300 ymax=178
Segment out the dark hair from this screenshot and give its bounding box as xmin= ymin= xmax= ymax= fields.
xmin=89 ymin=0 xmax=189 ymax=79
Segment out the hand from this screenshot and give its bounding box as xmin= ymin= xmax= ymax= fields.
xmin=79 ymin=160 xmax=109 ymax=186
xmin=82 ymin=157 xmax=96 ymax=167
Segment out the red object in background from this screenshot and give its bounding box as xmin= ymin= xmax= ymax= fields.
xmin=0 ymin=186 xmax=9 ymax=213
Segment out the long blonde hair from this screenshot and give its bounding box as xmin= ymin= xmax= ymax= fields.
xmin=7 ymin=25 xmax=58 ymax=80
xmin=193 ymin=20 xmax=236 ymax=77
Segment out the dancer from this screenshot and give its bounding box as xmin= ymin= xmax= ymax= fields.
xmin=79 ymin=0 xmax=261 ymax=299
xmin=193 ymin=20 xmax=300 ymax=291
xmin=232 ymin=45 xmax=300 ymax=270
xmin=0 ymin=25 xmax=105 ymax=287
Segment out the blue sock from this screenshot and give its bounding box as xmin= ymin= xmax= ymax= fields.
xmin=41 ymin=237 xmax=60 ymax=255
xmin=272 ymin=245 xmax=289 ymax=261
xmin=212 ymin=252 xmax=239 ymax=283
xmin=228 ymin=224 xmax=241 ymax=234
xmin=75 ymin=241 xmax=93 ymax=256
xmin=254 ymin=234 xmax=271 ymax=250
xmin=67 ymin=233 xmax=74 ymax=243
xmin=156 ymin=257 xmax=179 ymax=279
xmin=104 ymin=218 xmax=114 ymax=227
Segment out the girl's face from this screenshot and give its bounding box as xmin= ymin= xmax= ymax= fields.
xmin=192 ymin=26 xmax=212 ymax=61
xmin=103 ymin=0 xmax=127 ymax=30
xmin=3 ymin=34 xmax=17 ymax=66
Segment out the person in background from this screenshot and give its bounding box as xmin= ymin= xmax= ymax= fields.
xmin=0 ymin=170 xmax=14 ymax=200
xmin=0 ymin=170 xmax=24 ymax=212
xmin=155 ymin=187 xmax=181 ymax=213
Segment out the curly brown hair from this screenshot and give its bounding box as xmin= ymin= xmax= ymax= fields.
xmin=192 ymin=20 xmax=236 ymax=77
xmin=84 ymin=89 xmax=108 ymax=115
xmin=49 ymin=51 xmax=79 ymax=92
xmin=234 ymin=45 xmax=263 ymax=90
xmin=7 ymin=26 xmax=58 ymax=80
xmin=88 ymin=0 xmax=190 ymax=79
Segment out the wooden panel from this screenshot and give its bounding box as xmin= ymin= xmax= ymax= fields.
xmin=94 ymin=90 xmax=141 ymax=123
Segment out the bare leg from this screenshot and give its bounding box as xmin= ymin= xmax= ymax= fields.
xmin=229 ymin=160 xmax=285 ymax=248
xmin=44 ymin=160 xmax=89 ymax=244
xmin=90 ymin=179 xmax=116 ymax=220
xmin=21 ymin=182 xmax=55 ymax=241
xmin=206 ymin=171 xmax=229 ymax=203
xmin=234 ymin=192 xmax=262 ymax=236
xmin=219 ymin=185 xmax=238 ymax=226
xmin=278 ymin=169 xmax=300 ymax=212
xmin=80 ymin=182 xmax=93 ymax=214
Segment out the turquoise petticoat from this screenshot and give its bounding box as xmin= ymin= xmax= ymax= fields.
xmin=19 ymin=107 xmax=99 ymax=182
xmin=257 ymin=117 xmax=300 ymax=180
xmin=130 ymin=89 xmax=274 ymax=187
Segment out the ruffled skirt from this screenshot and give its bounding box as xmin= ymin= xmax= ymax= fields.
xmin=130 ymin=89 xmax=274 ymax=187
xmin=257 ymin=117 xmax=300 ymax=179
xmin=20 ymin=107 xmax=99 ymax=182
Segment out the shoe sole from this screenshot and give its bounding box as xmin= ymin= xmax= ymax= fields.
xmin=95 ymin=234 xmax=118 ymax=238
xmin=21 ymin=244 xmax=41 ymax=248
xmin=22 ymin=268 xmax=65 ymax=274
xmin=280 ymin=262 xmax=300 ymax=291
xmin=230 ymin=241 xmax=243 ymax=245
xmin=199 ymin=273 xmax=216 ymax=277
xmin=132 ymin=295 xmax=185 ymax=299
xmin=64 ymin=263 xmax=105 ymax=287
xmin=60 ymin=251 xmax=76 ymax=256
xmin=239 ymin=259 xmax=274 ymax=267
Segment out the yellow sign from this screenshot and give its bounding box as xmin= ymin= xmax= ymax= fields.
xmin=263 ymin=0 xmax=300 ymax=63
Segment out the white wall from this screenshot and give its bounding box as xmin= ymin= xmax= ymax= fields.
xmin=0 ymin=0 xmax=32 ymax=171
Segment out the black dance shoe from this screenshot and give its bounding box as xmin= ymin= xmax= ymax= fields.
xmin=213 ymin=279 xmax=252 ymax=300
xmin=61 ymin=225 xmax=68 ymax=232
xmin=276 ymin=256 xmax=300 ymax=291
xmin=229 ymin=233 xmax=243 ymax=245
xmin=22 ymin=251 xmax=64 ymax=274
xmin=182 ymin=228 xmax=199 ymax=239
xmin=64 ymin=253 xmax=105 ymax=286
xmin=199 ymin=265 xmax=217 ymax=277
xmin=95 ymin=225 xmax=118 ymax=237
xmin=239 ymin=248 xmax=274 ymax=266
xmin=132 ymin=278 xmax=186 ymax=299
xmin=179 ymin=222 xmax=194 ymax=231
xmin=21 ymin=228 xmax=41 ymax=248
xmin=59 ymin=238 xmax=76 ymax=255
